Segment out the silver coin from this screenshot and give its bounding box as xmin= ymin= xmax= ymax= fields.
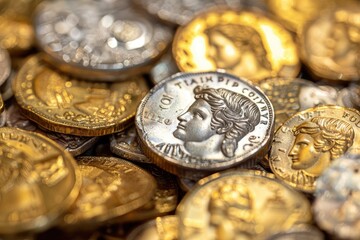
xmin=110 ymin=125 xmax=152 ymax=164
xmin=314 ymin=154 xmax=360 ymax=239
xmin=150 ymin=50 xmax=179 ymax=85
xmin=136 ymin=71 xmax=274 ymax=178
xmin=0 ymin=47 xmax=10 ymax=87
xmin=34 ymin=0 xmax=172 ymax=81
xmin=5 ymin=101 xmax=98 ymax=156
xmin=133 ymin=0 xmax=245 ymax=25
xmin=0 ymin=70 xmax=15 ymax=101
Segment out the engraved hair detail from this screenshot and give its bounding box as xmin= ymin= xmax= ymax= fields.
xmin=293 ymin=117 xmax=354 ymax=160
xmin=194 ymin=86 xmax=261 ymax=157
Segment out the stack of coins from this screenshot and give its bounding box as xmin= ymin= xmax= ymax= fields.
xmin=1 ymin=0 xmax=360 ymax=239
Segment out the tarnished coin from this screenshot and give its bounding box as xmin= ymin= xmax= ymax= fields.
xmin=314 ymin=154 xmax=360 ymax=239
xmin=0 ymin=47 xmax=10 ymax=87
xmin=259 ymin=78 xmax=339 ymax=131
xmin=136 ymin=71 xmax=274 ymax=179
xmin=62 ymin=156 xmax=156 ymax=228
xmin=337 ymin=83 xmax=360 ymax=110
xmin=126 ymin=216 xmax=179 ymax=240
xmin=267 ymin=0 xmax=335 ymax=33
xmin=4 ymin=101 xmax=98 ymax=156
xmin=269 ymin=106 xmax=360 ymax=193
xmin=266 ymin=224 xmax=324 ymax=240
xmin=0 ymin=127 xmax=81 ymax=235
xmin=133 ymin=0 xmax=244 ymax=26
xmin=177 ymin=170 xmax=312 ymax=240
xmin=110 ymin=125 xmax=152 ymax=164
xmin=118 ymin=163 xmax=178 ymax=223
xmin=173 ymin=9 xmax=300 ymax=82
xmin=34 ymin=0 xmax=172 ymax=81
xmin=299 ymin=7 xmax=360 ymax=81
xmin=14 ymin=55 xmax=149 ymax=136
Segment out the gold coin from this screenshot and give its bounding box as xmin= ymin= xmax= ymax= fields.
xmin=0 ymin=16 xmax=34 ymax=55
xmin=62 ymin=156 xmax=156 ymax=228
xmin=0 ymin=127 xmax=81 ymax=235
xmin=173 ymin=9 xmax=300 ymax=82
xmin=14 ymin=55 xmax=149 ymax=136
xmin=177 ymin=170 xmax=312 ymax=240
xmin=0 ymin=95 xmax=3 ymax=113
xmin=299 ymin=7 xmax=360 ymax=81
xmin=269 ymin=106 xmax=360 ymax=193
xmin=127 ymin=215 xmax=179 ymax=240
xmin=267 ymin=0 xmax=335 ymax=33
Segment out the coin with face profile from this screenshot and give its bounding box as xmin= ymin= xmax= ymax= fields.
xmin=14 ymin=55 xmax=149 ymax=136
xmin=34 ymin=0 xmax=172 ymax=81
xmin=173 ymin=9 xmax=300 ymax=82
xmin=269 ymin=106 xmax=360 ymax=193
xmin=136 ymin=71 xmax=274 ymax=179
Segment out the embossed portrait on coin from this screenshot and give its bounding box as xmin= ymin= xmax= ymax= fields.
xmin=288 ymin=117 xmax=354 ymax=185
xmin=323 ymin=12 xmax=360 ymax=68
xmin=205 ymin=24 xmax=271 ymax=79
xmin=157 ymin=86 xmax=261 ymax=160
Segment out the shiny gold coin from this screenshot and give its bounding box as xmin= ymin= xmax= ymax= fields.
xmin=14 ymin=55 xmax=149 ymax=136
xmin=177 ymin=170 xmax=312 ymax=240
xmin=269 ymin=106 xmax=360 ymax=193
xmin=127 ymin=216 xmax=179 ymax=240
xmin=62 ymin=156 xmax=156 ymax=228
xmin=267 ymin=0 xmax=335 ymax=33
xmin=0 ymin=16 xmax=34 ymax=55
xmin=173 ymin=9 xmax=300 ymax=82
xmin=0 ymin=127 xmax=81 ymax=235
xmin=0 ymin=95 xmax=3 ymax=113
xmin=299 ymin=7 xmax=360 ymax=81
xmin=0 ymin=0 xmax=43 ymax=23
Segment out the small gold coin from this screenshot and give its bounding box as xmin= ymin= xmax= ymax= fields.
xmin=62 ymin=156 xmax=156 ymax=227
xmin=173 ymin=9 xmax=300 ymax=82
xmin=0 ymin=127 xmax=81 ymax=235
xmin=14 ymin=55 xmax=149 ymax=136
xmin=127 ymin=215 xmax=179 ymax=240
xmin=299 ymin=7 xmax=360 ymax=81
xmin=267 ymin=0 xmax=335 ymax=33
xmin=177 ymin=170 xmax=312 ymax=240
xmin=269 ymin=106 xmax=360 ymax=193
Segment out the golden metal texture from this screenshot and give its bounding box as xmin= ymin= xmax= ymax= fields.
xmin=62 ymin=156 xmax=156 ymax=228
xmin=14 ymin=55 xmax=149 ymax=136
xmin=173 ymin=9 xmax=300 ymax=82
xmin=0 ymin=127 xmax=81 ymax=235
xmin=0 ymin=95 xmax=3 ymax=113
xmin=177 ymin=170 xmax=312 ymax=240
xmin=299 ymin=7 xmax=360 ymax=81
xmin=269 ymin=106 xmax=360 ymax=192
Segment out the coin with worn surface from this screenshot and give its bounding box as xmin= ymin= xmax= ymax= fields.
xmin=0 ymin=47 xmax=10 ymax=87
xmin=118 ymin=163 xmax=178 ymax=222
xmin=313 ymin=154 xmax=360 ymax=239
xmin=173 ymin=9 xmax=300 ymax=82
xmin=0 ymin=127 xmax=81 ymax=235
xmin=14 ymin=55 xmax=149 ymax=136
xmin=126 ymin=215 xmax=179 ymax=240
xmin=267 ymin=0 xmax=335 ymax=33
xmin=133 ymin=0 xmax=244 ymax=26
xmin=337 ymin=83 xmax=360 ymax=111
xmin=136 ymin=71 xmax=274 ymax=179
xmin=177 ymin=170 xmax=312 ymax=240
xmin=299 ymin=7 xmax=360 ymax=81
xmin=269 ymin=106 xmax=360 ymax=193
xmin=110 ymin=125 xmax=152 ymax=164
xmin=34 ymin=0 xmax=172 ymax=81
xmin=4 ymin=101 xmax=98 ymax=156
xmin=62 ymin=156 xmax=156 ymax=228
xmin=259 ymin=78 xmax=339 ymax=131
xmin=266 ymin=224 xmax=324 ymax=240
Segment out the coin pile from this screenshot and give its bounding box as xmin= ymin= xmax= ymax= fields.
xmin=1 ymin=0 xmax=360 ymax=239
